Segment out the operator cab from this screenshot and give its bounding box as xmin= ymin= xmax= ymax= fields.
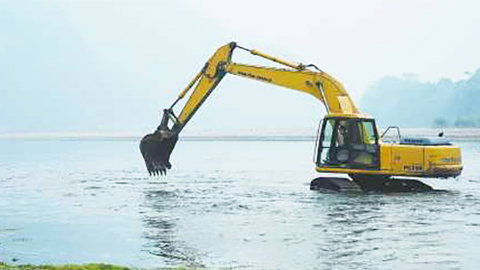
xmin=316 ymin=117 xmax=380 ymax=169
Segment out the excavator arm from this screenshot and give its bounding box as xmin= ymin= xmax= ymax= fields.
xmin=140 ymin=42 xmax=359 ymax=175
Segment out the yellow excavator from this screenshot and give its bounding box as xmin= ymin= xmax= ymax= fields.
xmin=140 ymin=42 xmax=462 ymax=192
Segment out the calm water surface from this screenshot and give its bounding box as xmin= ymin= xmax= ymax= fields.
xmin=0 ymin=138 xmax=480 ymax=270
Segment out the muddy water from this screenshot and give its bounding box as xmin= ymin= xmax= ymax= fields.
xmin=0 ymin=138 xmax=479 ymax=269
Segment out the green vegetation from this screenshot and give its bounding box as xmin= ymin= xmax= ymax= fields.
xmin=361 ymin=68 xmax=480 ymax=127
xmin=0 ymin=263 xmax=129 ymax=270
xmin=0 ymin=263 xmax=201 ymax=270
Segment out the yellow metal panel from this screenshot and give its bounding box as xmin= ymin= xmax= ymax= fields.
xmin=391 ymin=145 xmax=424 ymax=175
xmin=326 ymin=113 xmax=372 ymax=119
xmin=177 ymin=43 xmax=235 ymax=125
xmin=379 ymin=143 xmax=392 ymax=172
xmin=226 ymin=63 xmax=359 ymax=114
xmin=424 ymin=145 xmax=462 ymax=175
xmin=337 ymin=96 xmax=354 ymax=113
xmin=226 ymin=63 xmax=322 ymax=99
xmin=177 ymin=75 xmax=218 ymax=124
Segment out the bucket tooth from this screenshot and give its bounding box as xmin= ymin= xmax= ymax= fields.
xmin=140 ymin=131 xmax=178 ymax=176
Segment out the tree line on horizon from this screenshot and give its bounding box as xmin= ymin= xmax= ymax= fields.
xmin=360 ymin=68 xmax=480 ymax=128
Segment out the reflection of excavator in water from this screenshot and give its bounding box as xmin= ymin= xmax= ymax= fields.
xmin=140 ymin=42 xmax=463 ymax=192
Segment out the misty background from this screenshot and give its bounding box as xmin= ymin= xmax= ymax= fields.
xmin=362 ymin=69 xmax=480 ymax=128
xmin=1 ymin=0 xmax=480 ymax=135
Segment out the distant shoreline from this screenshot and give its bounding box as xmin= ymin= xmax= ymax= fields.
xmin=1 ymin=128 xmax=480 ymax=142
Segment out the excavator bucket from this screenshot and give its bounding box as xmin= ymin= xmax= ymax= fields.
xmin=140 ymin=110 xmax=179 ymax=176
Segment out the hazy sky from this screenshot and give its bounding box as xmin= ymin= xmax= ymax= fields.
xmin=1 ymin=0 xmax=479 ymax=133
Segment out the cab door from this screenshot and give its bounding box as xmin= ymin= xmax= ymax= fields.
xmin=316 ymin=117 xmax=380 ymax=169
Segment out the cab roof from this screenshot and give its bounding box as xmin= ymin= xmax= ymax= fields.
xmin=325 ymin=113 xmax=374 ymax=120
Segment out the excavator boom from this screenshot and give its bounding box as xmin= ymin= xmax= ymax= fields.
xmin=140 ymin=42 xmax=358 ymax=175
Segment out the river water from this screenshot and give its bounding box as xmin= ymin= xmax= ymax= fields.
xmin=0 ymin=135 xmax=480 ymax=270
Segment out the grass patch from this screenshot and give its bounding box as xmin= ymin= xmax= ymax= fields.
xmin=0 ymin=262 xmax=130 ymax=270
xmin=0 ymin=263 xmax=200 ymax=270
